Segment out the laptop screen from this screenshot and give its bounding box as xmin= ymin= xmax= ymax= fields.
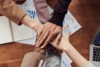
xmin=94 ymin=31 xmax=100 ymax=44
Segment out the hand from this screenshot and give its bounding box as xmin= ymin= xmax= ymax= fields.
xmin=50 ymin=31 xmax=71 ymax=51
xmin=34 ymin=45 xmax=52 ymax=55
xmin=36 ymin=22 xmax=62 ymax=48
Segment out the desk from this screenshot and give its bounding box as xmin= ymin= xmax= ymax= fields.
xmin=0 ymin=0 xmax=100 ymax=67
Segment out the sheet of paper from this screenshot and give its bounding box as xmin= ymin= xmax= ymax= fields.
xmin=67 ymin=64 xmax=72 ymax=67
xmin=47 ymin=5 xmax=53 ymax=15
xmin=61 ymin=52 xmax=73 ymax=67
xmin=22 ymin=6 xmax=37 ymax=20
xmin=11 ymin=22 xmax=33 ymax=41
xmin=17 ymin=30 xmax=36 ymax=45
xmin=63 ymin=11 xmax=82 ymax=36
xmin=0 ymin=16 xmax=13 ymax=44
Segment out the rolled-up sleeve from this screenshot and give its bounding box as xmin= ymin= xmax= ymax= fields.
xmin=83 ymin=61 xmax=95 ymax=67
xmin=21 ymin=52 xmax=46 ymax=67
xmin=0 ymin=0 xmax=26 ymax=25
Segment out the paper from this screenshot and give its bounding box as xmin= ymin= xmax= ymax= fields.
xmin=16 ymin=4 xmax=37 ymax=45
xmin=0 ymin=16 xmax=13 ymax=44
xmin=17 ymin=30 xmax=36 ymax=45
xmin=63 ymin=11 xmax=81 ymax=36
xmin=11 ymin=21 xmax=33 ymax=41
xmin=47 ymin=6 xmax=53 ymax=15
xmin=61 ymin=52 xmax=73 ymax=67
xmin=67 ymin=65 xmax=72 ymax=67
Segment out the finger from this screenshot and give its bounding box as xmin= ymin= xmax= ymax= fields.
xmin=65 ymin=31 xmax=71 ymax=38
xmin=51 ymin=36 xmax=56 ymax=42
xmin=36 ymin=31 xmax=49 ymax=47
xmin=56 ymin=33 xmax=62 ymax=44
xmin=49 ymin=41 xmax=57 ymax=48
xmin=45 ymin=45 xmax=52 ymax=51
xmin=60 ymin=50 xmax=63 ymax=53
xmin=36 ymin=29 xmax=43 ymax=40
xmin=52 ymin=47 xmax=56 ymax=53
xmin=41 ymin=33 xmax=55 ymax=48
xmin=36 ymin=29 xmax=46 ymax=45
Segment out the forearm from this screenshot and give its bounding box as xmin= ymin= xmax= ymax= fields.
xmin=21 ymin=15 xmax=42 ymax=32
xmin=33 ymin=0 xmax=50 ymax=24
xmin=64 ymin=44 xmax=88 ymax=67
xmin=0 ymin=0 xmax=26 ymax=25
xmin=48 ymin=0 xmax=72 ymax=27
xmin=21 ymin=52 xmax=46 ymax=67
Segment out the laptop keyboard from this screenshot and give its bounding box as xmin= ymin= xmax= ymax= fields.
xmin=93 ymin=47 xmax=100 ymax=62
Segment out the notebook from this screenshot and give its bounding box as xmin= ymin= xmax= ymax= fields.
xmin=0 ymin=4 xmax=34 ymax=44
xmin=0 ymin=16 xmax=33 ymax=44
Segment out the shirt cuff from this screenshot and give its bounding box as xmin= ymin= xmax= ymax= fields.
xmin=16 ymin=12 xmax=27 ymax=26
xmin=83 ymin=61 xmax=95 ymax=67
xmin=48 ymin=11 xmax=66 ymax=27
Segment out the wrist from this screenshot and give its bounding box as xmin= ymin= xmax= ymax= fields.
xmin=63 ymin=43 xmax=72 ymax=52
xmin=34 ymin=48 xmax=46 ymax=55
xmin=21 ymin=15 xmax=40 ymax=31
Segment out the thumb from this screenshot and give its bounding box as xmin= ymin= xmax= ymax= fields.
xmin=65 ymin=31 xmax=71 ymax=38
xmin=49 ymin=42 xmax=57 ymax=48
xmin=56 ymin=33 xmax=62 ymax=44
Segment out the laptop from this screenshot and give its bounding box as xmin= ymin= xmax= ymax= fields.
xmin=90 ymin=27 xmax=100 ymax=67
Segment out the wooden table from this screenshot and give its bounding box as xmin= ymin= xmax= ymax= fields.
xmin=0 ymin=0 xmax=100 ymax=67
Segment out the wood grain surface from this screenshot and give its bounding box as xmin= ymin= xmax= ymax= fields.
xmin=0 ymin=0 xmax=100 ymax=67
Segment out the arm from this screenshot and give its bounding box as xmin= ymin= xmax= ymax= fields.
xmin=0 ymin=0 xmax=44 ymax=37
xmin=35 ymin=0 xmax=72 ymax=48
xmin=0 ymin=0 xmax=26 ymax=25
xmin=33 ymin=0 xmax=71 ymax=26
xmin=48 ymin=0 xmax=72 ymax=27
xmin=50 ymin=32 xmax=95 ymax=67
xmin=21 ymin=45 xmax=52 ymax=67
xmin=65 ymin=45 xmax=95 ymax=67
xmin=33 ymin=0 xmax=50 ymax=24
xmin=21 ymin=52 xmax=46 ymax=67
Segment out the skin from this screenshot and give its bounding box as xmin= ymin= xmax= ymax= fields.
xmin=21 ymin=15 xmax=62 ymax=49
xmin=34 ymin=45 xmax=52 ymax=55
xmin=36 ymin=22 xmax=62 ymax=48
xmin=50 ymin=31 xmax=88 ymax=67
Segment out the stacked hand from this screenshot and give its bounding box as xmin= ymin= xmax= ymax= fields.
xmin=34 ymin=45 xmax=63 ymax=55
xmin=35 ymin=22 xmax=62 ymax=48
xmin=34 ymin=31 xmax=71 ymax=55
xmin=50 ymin=31 xmax=71 ymax=51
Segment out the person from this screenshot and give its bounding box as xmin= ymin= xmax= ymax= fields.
xmin=21 ymin=45 xmax=61 ymax=67
xmin=0 ymin=0 xmax=62 ymax=49
xmin=33 ymin=0 xmax=72 ymax=48
xmin=21 ymin=31 xmax=95 ymax=67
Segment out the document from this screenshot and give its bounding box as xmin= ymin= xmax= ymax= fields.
xmin=63 ymin=11 xmax=82 ymax=36
xmin=0 ymin=16 xmax=33 ymax=44
xmin=0 ymin=16 xmax=12 ymax=44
